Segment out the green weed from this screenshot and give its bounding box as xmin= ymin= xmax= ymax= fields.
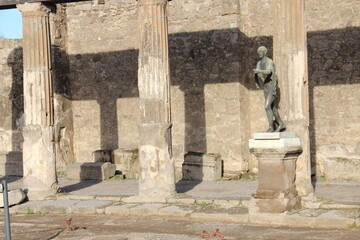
xmin=25 ymin=209 xmax=34 ymax=215
xmin=319 ymin=175 xmax=326 ymax=182
xmin=348 ymin=222 xmax=357 ymax=229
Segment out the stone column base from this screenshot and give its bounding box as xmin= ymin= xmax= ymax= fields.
xmin=23 ymin=125 xmax=58 ymax=200
xmin=138 ymin=123 xmax=176 ymax=197
xmin=248 ymin=132 xmax=302 ymax=214
xmin=26 ymin=188 xmax=58 ymax=201
xmin=249 ymin=194 xmax=301 ymax=214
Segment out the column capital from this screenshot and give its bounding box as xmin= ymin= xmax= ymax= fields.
xmin=17 ymin=2 xmax=52 ymax=17
xmin=137 ymin=0 xmax=170 ymax=6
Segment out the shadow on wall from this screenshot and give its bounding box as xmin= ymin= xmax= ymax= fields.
xmin=5 ymin=27 xmax=360 ymax=188
xmin=52 ymin=45 xmax=75 ymax=172
xmin=66 ymin=28 xmax=271 ymax=183
xmin=4 ymin=47 xmax=23 ymax=177
xmin=307 ymin=27 xmax=360 ymax=186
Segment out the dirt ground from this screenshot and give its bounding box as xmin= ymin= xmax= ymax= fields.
xmin=0 ymin=214 xmax=359 ymax=240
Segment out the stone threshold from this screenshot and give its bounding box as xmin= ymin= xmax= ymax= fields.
xmin=52 ymin=194 xmax=360 ymax=210
xmin=52 ymin=194 xmax=249 ymax=208
xmin=8 ymin=200 xmax=360 ymax=230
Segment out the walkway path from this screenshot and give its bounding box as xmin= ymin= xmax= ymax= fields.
xmin=3 ymin=177 xmax=360 ymax=229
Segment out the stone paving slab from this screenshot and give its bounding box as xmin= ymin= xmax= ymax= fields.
xmin=105 ymin=204 xmax=138 ymax=216
xmin=166 ymin=197 xmax=196 ymax=205
xmin=8 ymin=199 xmax=360 ymax=229
xmin=315 ymin=209 xmax=360 ymax=229
xmin=5 ymin=177 xmax=360 ymax=205
xmin=4 ymin=176 xmax=360 ymax=230
xmin=10 ymin=199 xmax=80 ymax=214
xmin=71 ymin=200 xmax=113 ymax=214
xmin=157 ymin=205 xmax=193 ymax=218
xmin=129 ymin=203 xmax=168 ymax=217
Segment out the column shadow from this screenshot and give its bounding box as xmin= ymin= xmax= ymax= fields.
xmin=307 ymin=26 xmax=360 ymax=189
xmin=170 ymin=29 xmax=272 ymax=191
xmin=6 ymin=47 xmax=23 ymax=177
xmin=6 ymin=25 xmax=359 ymax=196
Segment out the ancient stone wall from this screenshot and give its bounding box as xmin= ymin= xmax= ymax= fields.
xmin=0 ymin=39 xmax=23 ymax=153
xmin=64 ymin=0 xmax=250 ymax=177
xmin=306 ymin=0 xmax=360 ymax=178
xmin=58 ymin=0 xmax=360 ymax=179
xmin=50 ymin=4 xmax=75 ymax=172
xmin=245 ymin=0 xmax=360 ymax=179
xmin=65 ymin=0 xmax=140 ymax=165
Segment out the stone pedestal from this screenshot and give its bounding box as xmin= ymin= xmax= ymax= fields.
xmin=137 ymin=0 xmax=175 ymax=198
xmin=182 ymin=152 xmax=222 ymax=181
xmin=17 ymin=3 xmax=58 ymax=200
xmin=248 ymin=132 xmax=302 ymax=213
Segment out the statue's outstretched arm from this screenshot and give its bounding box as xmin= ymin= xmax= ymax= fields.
xmin=261 ymin=66 xmax=272 ymax=75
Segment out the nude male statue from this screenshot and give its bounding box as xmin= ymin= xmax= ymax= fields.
xmin=253 ymin=46 xmax=286 ymax=132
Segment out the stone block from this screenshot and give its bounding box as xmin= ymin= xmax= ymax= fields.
xmin=213 ymin=199 xmax=241 ymax=208
xmin=316 ymin=144 xmax=360 ymax=181
xmin=0 ymin=151 xmax=23 ymax=176
xmin=105 ymin=204 xmax=137 ymax=216
xmin=122 ymin=195 xmax=167 ymax=204
xmin=315 ymin=210 xmax=357 ymax=229
xmin=248 ymin=196 xmax=301 ymax=214
xmin=129 ymin=203 xmax=168 ymax=217
xmin=95 ymin=196 xmax=122 ymax=202
xmin=0 ymin=189 xmax=26 ymax=207
xmin=182 ymin=152 xmax=222 ymax=181
xmin=71 ymin=200 xmax=112 ymax=214
xmin=157 ymin=205 xmax=193 ymax=218
xmin=92 ymin=150 xmax=113 ymax=163
xmin=11 ymin=200 xmax=80 ymax=214
xmin=68 ymin=195 xmax=95 ymax=201
xmin=113 ymin=148 xmax=139 ymax=179
xmin=166 ymin=197 xmax=196 ymax=205
xmin=66 ymin=162 xmax=116 ymax=180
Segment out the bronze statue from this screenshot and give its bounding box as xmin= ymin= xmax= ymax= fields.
xmin=253 ymin=46 xmax=286 ymax=132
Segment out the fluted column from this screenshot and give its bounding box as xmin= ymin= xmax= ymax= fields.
xmin=273 ymin=0 xmax=313 ymax=196
xmin=137 ymin=0 xmax=175 ymax=198
xmin=17 ymin=2 xmax=58 ymax=200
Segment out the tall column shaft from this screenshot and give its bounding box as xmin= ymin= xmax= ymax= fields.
xmin=273 ymin=0 xmax=313 ymax=196
xmin=17 ymin=3 xmax=57 ymax=200
xmin=138 ymin=0 xmax=171 ymax=123
xmin=137 ymin=0 xmax=175 ymax=197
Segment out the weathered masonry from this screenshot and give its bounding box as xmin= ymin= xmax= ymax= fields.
xmin=0 ymin=0 xmax=359 ymax=199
